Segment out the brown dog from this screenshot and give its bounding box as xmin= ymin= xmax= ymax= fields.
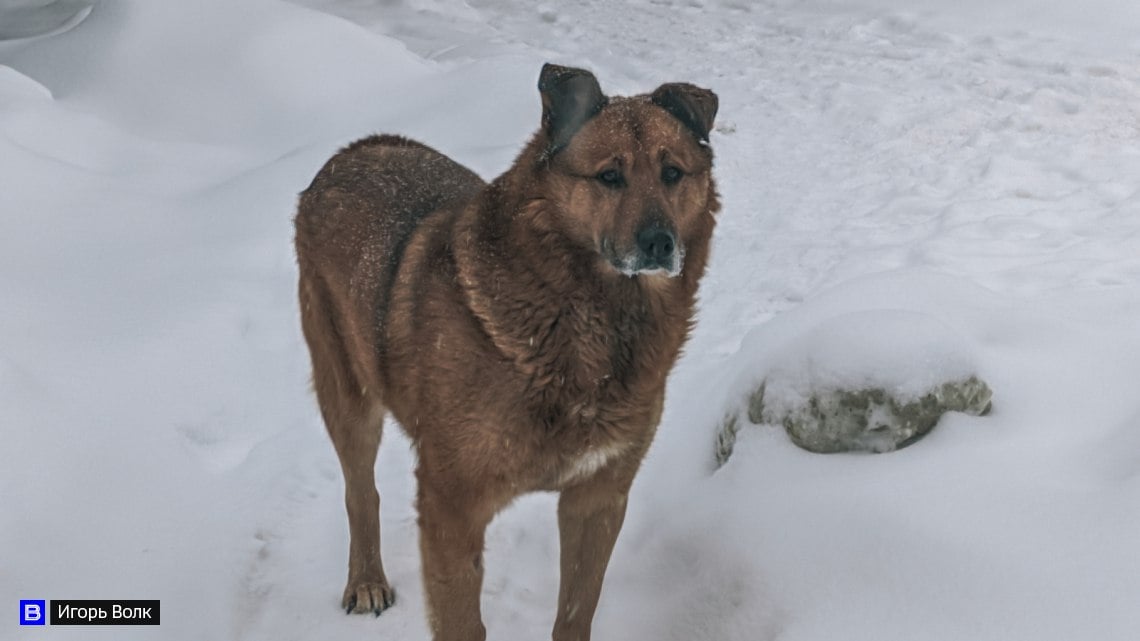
xmin=294 ymin=63 xmax=719 ymax=641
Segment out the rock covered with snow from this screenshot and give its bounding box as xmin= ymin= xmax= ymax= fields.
xmin=751 ymin=375 xmax=992 ymax=454
xmin=717 ymin=309 xmax=993 ymax=463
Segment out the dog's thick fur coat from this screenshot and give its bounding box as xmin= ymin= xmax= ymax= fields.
xmin=295 ymin=64 xmax=719 ymax=641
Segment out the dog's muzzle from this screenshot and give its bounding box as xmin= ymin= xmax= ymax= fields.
xmin=603 ymin=225 xmax=684 ymax=278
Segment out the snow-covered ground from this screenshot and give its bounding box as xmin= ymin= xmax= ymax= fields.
xmin=3 ymin=1 xmax=1140 ymax=639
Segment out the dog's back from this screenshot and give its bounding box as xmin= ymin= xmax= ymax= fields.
xmin=295 ymin=135 xmax=484 ymax=415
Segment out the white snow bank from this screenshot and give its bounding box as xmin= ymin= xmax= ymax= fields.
xmin=668 ymin=271 xmax=996 ymax=466
xmin=714 ymin=305 xmax=989 ymax=456
xmin=754 ymin=309 xmax=979 ymax=411
xmin=0 ymin=63 xmax=52 ymax=102
xmin=0 ymin=0 xmax=94 ymax=41
xmin=632 ymin=269 xmax=1140 ymax=641
xmin=1 ymin=0 xmax=433 ymax=152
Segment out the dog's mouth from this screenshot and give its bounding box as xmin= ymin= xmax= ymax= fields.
xmin=600 ymin=237 xmax=684 ymax=278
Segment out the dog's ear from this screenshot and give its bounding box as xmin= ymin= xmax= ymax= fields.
xmin=539 ymin=63 xmax=607 ymax=154
xmin=651 ymin=83 xmax=718 ymax=142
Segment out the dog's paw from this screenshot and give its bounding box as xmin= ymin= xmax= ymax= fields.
xmin=342 ymin=581 xmax=396 ymax=616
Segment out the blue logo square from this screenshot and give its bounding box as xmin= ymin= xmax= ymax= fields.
xmin=20 ymin=600 xmax=46 ymax=625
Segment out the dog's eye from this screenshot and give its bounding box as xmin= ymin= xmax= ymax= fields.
xmin=596 ymin=169 xmax=625 ymax=188
xmin=661 ymin=165 xmax=683 ymax=186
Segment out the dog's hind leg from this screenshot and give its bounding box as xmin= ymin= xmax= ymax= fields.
xmin=299 ymin=275 xmax=395 ymax=615
xmin=328 ymin=397 xmax=394 ymax=615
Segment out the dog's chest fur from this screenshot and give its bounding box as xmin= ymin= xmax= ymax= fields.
xmin=557 ymin=441 xmax=628 ymax=486
xmin=498 ymin=278 xmax=677 ymax=489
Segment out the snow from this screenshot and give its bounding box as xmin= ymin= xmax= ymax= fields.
xmin=742 ymin=307 xmax=980 ymax=408
xmin=3 ymin=1 xmax=1140 ymax=640
xmin=713 ymin=299 xmax=988 ymax=455
xmin=0 ymin=1 xmax=94 ymax=41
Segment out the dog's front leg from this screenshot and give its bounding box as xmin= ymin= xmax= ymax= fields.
xmin=552 ymin=469 xmax=636 ymax=641
xmin=417 ymin=478 xmax=492 ymax=641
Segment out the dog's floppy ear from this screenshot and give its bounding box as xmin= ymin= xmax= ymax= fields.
xmin=651 ymin=83 xmax=718 ymax=143
xmin=539 ymin=63 xmax=607 ymax=154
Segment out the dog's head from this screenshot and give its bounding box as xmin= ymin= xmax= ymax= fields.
xmin=533 ymin=63 xmax=719 ymax=279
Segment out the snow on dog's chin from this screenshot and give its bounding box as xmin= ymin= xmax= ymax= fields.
xmin=611 ymin=249 xmax=686 ymax=279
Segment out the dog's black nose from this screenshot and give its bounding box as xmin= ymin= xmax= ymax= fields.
xmin=636 ymin=226 xmax=676 ymax=264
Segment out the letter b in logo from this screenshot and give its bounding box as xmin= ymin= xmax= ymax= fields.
xmin=20 ymin=600 xmax=46 ymax=625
